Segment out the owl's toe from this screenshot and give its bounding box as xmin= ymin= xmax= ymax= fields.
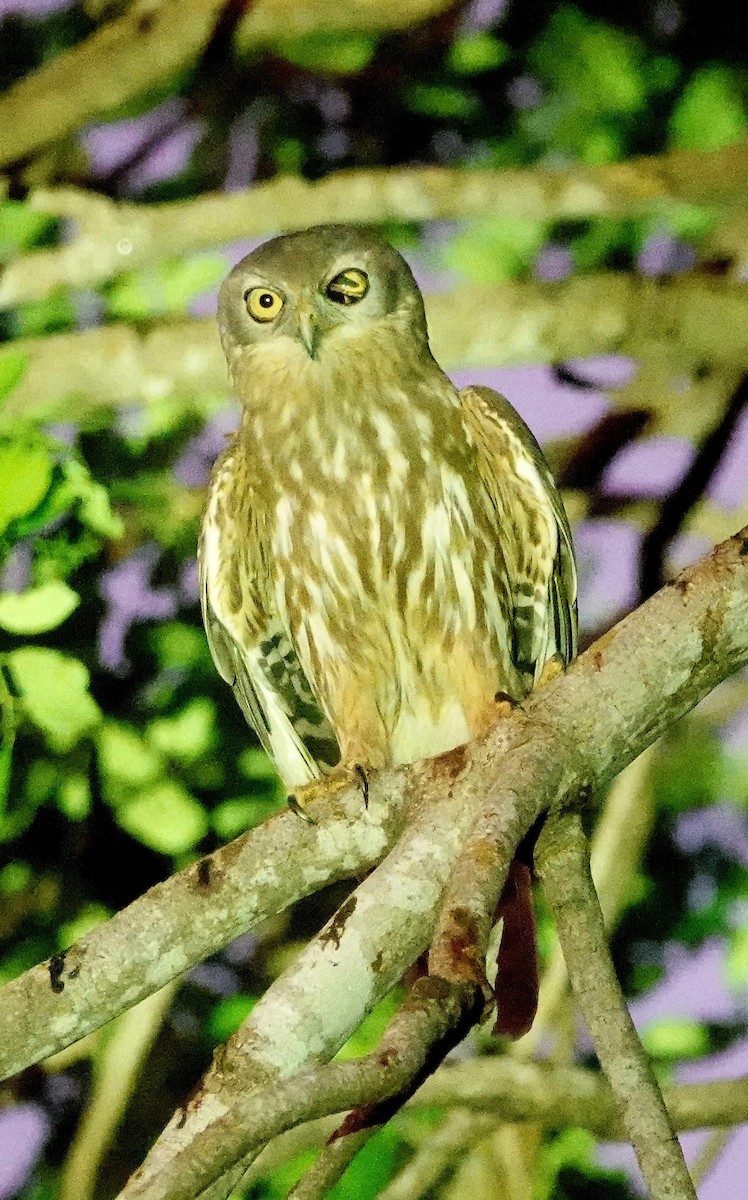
xmin=287 ymin=760 xmax=369 ymax=820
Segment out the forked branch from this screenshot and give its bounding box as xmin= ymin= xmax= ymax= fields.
xmin=109 ymin=528 xmax=748 ymax=1199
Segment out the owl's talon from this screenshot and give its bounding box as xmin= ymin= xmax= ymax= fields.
xmin=536 ymin=654 xmax=565 ymax=689
xmin=353 ymin=763 xmax=369 ymax=807
xmin=286 ymin=761 xmax=369 ymax=819
xmin=287 ymin=793 xmax=318 ymax=825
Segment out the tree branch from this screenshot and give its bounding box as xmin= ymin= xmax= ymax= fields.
xmin=234 ymin=1062 xmax=748 ymax=1192
xmin=2 ymin=530 xmax=746 ymax=1192
xmin=536 ymin=811 xmax=697 ymax=1200
xmin=110 ymin=527 xmax=748 ymax=1200
xmin=0 ymin=782 xmax=409 ymax=1081
xmin=5 ymin=274 xmax=748 ymax=429
xmin=0 ymin=0 xmax=453 ymax=169
xmin=408 ymin=1060 xmax=748 ymax=1138
xmin=3 ymin=142 xmax=748 ymax=307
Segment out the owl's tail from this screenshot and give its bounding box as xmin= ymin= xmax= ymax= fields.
xmin=493 ymin=859 xmax=539 ymax=1039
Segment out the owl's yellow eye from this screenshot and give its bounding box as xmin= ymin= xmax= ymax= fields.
xmin=325 ymin=268 xmax=369 ymax=305
xmin=246 ymin=287 xmax=284 ymax=322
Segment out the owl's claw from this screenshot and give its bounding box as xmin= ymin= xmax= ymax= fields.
xmin=287 ymin=761 xmax=369 ymax=820
xmin=353 ymin=762 xmax=369 ymax=807
xmin=287 ymin=792 xmax=318 ymax=825
xmin=536 ymin=653 xmax=565 ymax=689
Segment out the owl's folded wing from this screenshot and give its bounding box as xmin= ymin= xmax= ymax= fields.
xmin=199 ymin=445 xmax=338 ymax=789
xmin=459 ymin=385 xmax=578 ymax=683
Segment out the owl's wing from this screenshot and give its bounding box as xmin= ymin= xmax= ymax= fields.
xmin=199 ymin=444 xmax=339 ymax=789
xmin=459 ymin=385 xmax=578 ymax=683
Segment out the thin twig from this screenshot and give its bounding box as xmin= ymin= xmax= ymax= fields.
xmin=536 ymin=810 xmax=697 ymax=1200
xmin=691 ymin=1126 xmax=734 ymax=1187
xmin=286 ymin=1130 xmax=371 ymax=1200
xmin=518 ymin=745 xmax=657 ymax=1057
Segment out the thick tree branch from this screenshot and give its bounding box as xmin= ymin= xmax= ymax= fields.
xmin=0 ymin=0 xmax=453 ymax=169
xmin=3 ymin=142 xmax=748 ymax=307
xmin=1 ymin=530 xmax=746 ymax=1193
xmin=112 ymin=528 xmax=748 ymax=1200
xmin=123 ymin=976 xmax=481 ymax=1200
xmin=4 ymin=274 xmax=748 ymax=429
xmin=0 ymin=784 xmax=409 ymax=1081
xmin=536 ymin=811 xmax=697 ymax=1200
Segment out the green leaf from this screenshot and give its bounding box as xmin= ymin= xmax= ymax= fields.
xmin=106 ymin=255 xmax=227 ymax=322
xmin=530 ymin=7 xmax=646 ymax=115
xmin=335 ymin=989 xmax=403 ymax=1060
xmin=98 ymin=722 xmax=164 ymax=790
xmin=329 ymin=1126 xmax=403 ymax=1199
xmin=0 ymin=201 xmax=56 ymax=257
xmin=404 ymin=83 xmax=480 ymax=120
xmin=212 ymin=796 xmax=280 ymax=839
xmin=726 ymin=926 xmax=748 ymax=991
xmin=116 ymin=781 xmax=208 ymax=855
xmin=670 ymin=66 xmax=747 ymax=151
xmin=642 ymin=1016 xmax=708 ymax=1060
xmin=7 ymin=648 xmax=101 ymax=752
xmin=57 ymin=774 xmax=91 ymax=821
xmin=0 ymin=740 xmax=11 ymax=824
xmin=272 ymin=33 xmax=376 ymax=75
xmin=448 ymin=32 xmax=508 ymax=75
xmin=150 ymin=622 xmax=208 ymax=670
xmin=61 ymin=458 xmax=124 ymax=539
xmin=0 ymin=581 xmax=79 ymax=635
xmin=655 ymin=724 xmax=724 ymax=811
xmin=147 ymin=698 xmax=216 ymax=763
xmin=206 ymin=994 xmax=258 ymax=1044
xmin=0 ymin=437 xmax=53 ymax=535
xmin=59 ymin=903 xmax=110 ymax=948
xmin=0 ymin=351 xmax=27 ymax=403
xmin=238 ymin=746 xmax=280 ymax=783
xmin=445 ymin=216 xmax=547 ymax=282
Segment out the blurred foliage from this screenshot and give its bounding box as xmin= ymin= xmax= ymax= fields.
xmin=1 ymin=1 xmax=747 ymax=1198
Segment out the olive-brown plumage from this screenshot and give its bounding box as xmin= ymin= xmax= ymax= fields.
xmin=200 ymin=224 xmax=577 ymax=793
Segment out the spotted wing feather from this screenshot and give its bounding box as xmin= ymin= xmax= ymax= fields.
xmin=199 ymin=445 xmax=339 ymax=789
xmin=460 ymin=385 xmax=578 ymax=683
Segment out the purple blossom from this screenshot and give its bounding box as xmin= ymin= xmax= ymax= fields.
xmin=174 ymin=407 xmax=238 ymax=489
xmin=98 ymin=544 xmax=177 ymax=675
xmin=534 ymin=243 xmax=574 ymax=282
xmin=675 ymin=806 xmax=748 ymax=869
xmin=574 ymin=518 xmax=642 ymax=628
xmin=638 ymin=234 xmax=697 ymax=277
xmin=707 ymin=406 xmax=748 ymax=510
xmin=0 ymin=1105 xmax=50 ymax=1199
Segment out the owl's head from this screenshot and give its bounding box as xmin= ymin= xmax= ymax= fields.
xmin=218 ymin=225 xmax=429 ymax=367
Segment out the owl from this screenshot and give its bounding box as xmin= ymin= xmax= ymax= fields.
xmin=199 ymin=225 xmax=577 ymax=1033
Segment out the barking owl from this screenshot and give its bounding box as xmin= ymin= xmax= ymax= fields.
xmin=199 ymin=225 xmax=577 ymax=1033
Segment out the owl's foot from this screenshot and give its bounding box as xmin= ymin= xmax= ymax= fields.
xmin=537 ymin=653 xmax=565 ymax=689
xmin=287 ymin=761 xmax=369 ymax=823
xmin=494 ymin=690 xmax=520 ymax=719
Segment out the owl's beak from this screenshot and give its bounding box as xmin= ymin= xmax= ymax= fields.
xmin=296 ymin=305 xmax=321 ymax=359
